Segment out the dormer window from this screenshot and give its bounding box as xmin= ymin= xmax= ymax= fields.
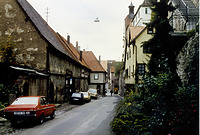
xmin=147 ymin=27 xmax=154 ymax=34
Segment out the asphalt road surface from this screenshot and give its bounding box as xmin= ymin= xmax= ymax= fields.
xmin=15 ymin=94 xmax=121 ymax=135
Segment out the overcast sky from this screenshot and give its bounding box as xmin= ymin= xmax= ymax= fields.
xmin=27 ymin=0 xmax=143 ymax=61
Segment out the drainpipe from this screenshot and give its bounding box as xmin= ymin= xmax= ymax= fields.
xmin=46 ymin=45 xmax=50 ymax=102
xmin=133 ymin=44 xmax=138 ymax=84
xmin=134 ymin=44 xmax=139 ymax=94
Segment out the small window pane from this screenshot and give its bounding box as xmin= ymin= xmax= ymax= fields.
xmin=138 ymin=64 xmax=145 ymax=74
xmin=94 ymin=74 xmax=99 ymax=80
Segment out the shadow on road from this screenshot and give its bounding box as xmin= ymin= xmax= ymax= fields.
xmin=11 ymin=117 xmax=52 ymax=129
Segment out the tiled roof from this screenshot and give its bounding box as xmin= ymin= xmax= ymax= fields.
xmin=141 ymin=0 xmax=152 ymax=6
xmin=82 ymin=51 xmax=106 ymax=72
xmin=17 ymin=0 xmax=71 ymax=58
xmin=125 ymin=15 xmax=133 ymax=30
xmin=56 ymin=33 xmax=90 ymax=69
xmin=100 ymin=60 xmax=108 ymax=71
xmin=130 ymin=26 xmax=145 ymax=41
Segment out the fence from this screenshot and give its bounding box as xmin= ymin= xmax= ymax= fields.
xmin=169 ymin=14 xmax=199 ymax=31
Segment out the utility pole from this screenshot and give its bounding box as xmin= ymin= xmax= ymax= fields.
xmin=46 ymin=7 xmax=49 ymax=23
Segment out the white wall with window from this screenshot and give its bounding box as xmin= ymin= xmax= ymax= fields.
xmin=90 ymin=72 xmax=105 ymax=84
xmin=131 ymin=6 xmax=151 ymax=27
xmin=125 ymin=43 xmax=135 ymax=84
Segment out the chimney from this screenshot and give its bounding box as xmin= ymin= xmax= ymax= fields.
xmin=76 ymin=41 xmax=79 ymax=51
xmin=99 ymin=55 xmax=101 ymax=63
xmin=80 ymin=51 xmax=83 ymax=62
xmin=78 ymin=46 xmax=80 ymax=52
xmin=67 ymin=35 xmax=70 ymax=44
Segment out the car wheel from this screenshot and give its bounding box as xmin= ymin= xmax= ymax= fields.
xmin=39 ymin=114 xmax=44 ymax=124
xmin=10 ymin=120 xmax=17 ymax=126
xmin=50 ymin=110 xmax=55 ymax=119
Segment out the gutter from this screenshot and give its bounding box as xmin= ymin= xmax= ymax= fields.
xmin=10 ymin=66 xmax=48 ymax=77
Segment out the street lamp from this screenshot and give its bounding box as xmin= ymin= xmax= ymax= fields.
xmin=94 ymin=17 xmax=100 ymax=22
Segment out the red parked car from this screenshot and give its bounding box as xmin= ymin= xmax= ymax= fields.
xmin=4 ymin=96 xmax=55 ymax=125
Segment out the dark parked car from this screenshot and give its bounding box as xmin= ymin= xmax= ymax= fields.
xmin=69 ymin=93 xmax=85 ymax=104
xmin=4 ymin=96 xmax=55 ymax=125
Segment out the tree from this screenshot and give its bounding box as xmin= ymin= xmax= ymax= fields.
xmin=142 ymin=0 xmax=175 ymax=75
xmin=0 ymin=35 xmax=16 ymax=64
xmin=114 ymin=62 xmax=123 ymax=76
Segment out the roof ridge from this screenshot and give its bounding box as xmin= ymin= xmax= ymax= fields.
xmin=17 ymin=0 xmax=72 ymax=58
xmin=82 ymin=51 xmax=106 ymax=72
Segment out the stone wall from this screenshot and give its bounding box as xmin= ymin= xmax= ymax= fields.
xmin=176 ymin=29 xmax=199 ymax=85
xmin=0 ymin=0 xmax=90 ymax=103
xmin=0 ymin=0 xmax=47 ymax=70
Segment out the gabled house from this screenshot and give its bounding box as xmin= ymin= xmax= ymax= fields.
xmin=124 ymin=26 xmax=153 ymax=91
xmin=0 ymin=0 xmax=90 ymax=103
xmin=123 ymin=0 xmax=152 ymax=92
xmin=82 ymin=51 xmax=106 ymax=95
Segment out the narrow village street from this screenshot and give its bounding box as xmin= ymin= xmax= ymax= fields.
xmin=7 ymin=94 xmax=121 ymax=135
xmin=0 ymin=0 xmax=198 ymax=134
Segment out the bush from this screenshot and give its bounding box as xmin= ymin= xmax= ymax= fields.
xmin=0 ymin=83 xmax=11 ymax=107
xmin=111 ymin=92 xmax=151 ymax=135
xmin=111 ymin=71 xmax=198 ymax=135
xmin=0 ymin=102 xmax=5 ymax=109
xmin=168 ymin=85 xmax=198 ymax=135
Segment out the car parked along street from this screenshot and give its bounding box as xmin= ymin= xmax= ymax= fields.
xmin=4 ymin=96 xmax=55 ymax=125
xmin=80 ymin=92 xmax=91 ymax=102
xmin=69 ymin=93 xmax=85 ymax=104
xmin=88 ymin=88 xmax=98 ymax=99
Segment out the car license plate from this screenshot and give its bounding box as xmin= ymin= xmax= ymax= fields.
xmin=74 ymin=98 xmax=79 ymax=100
xmin=14 ymin=111 xmax=25 ymax=115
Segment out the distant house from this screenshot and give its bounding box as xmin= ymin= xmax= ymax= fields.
xmin=0 ymin=0 xmax=90 ymax=103
xmin=82 ymin=51 xmax=106 ymax=95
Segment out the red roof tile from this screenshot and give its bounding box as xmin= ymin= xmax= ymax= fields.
xmin=82 ymin=51 xmax=106 ymax=72
xmin=130 ymin=26 xmax=145 ymax=41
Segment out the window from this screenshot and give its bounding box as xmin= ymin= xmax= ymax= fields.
xmin=125 ymin=69 xmax=128 ymax=77
xmin=143 ymin=45 xmax=152 ymax=53
xmin=138 ymin=11 xmax=140 ymax=18
xmin=147 ymin=27 xmax=154 ymax=34
xmin=12 ymin=97 xmax=38 ymax=105
xmin=145 ymin=8 xmax=148 ymax=14
xmin=138 ymin=64 xmax=145 ymax=74
xmin=94 ymin=73 xmax=99 ymax=80
xmin=40 ymin=97 xmax=47 ymax=105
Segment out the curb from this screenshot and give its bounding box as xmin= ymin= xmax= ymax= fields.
xmin=54 ymin=104 xmax=61 ymax=108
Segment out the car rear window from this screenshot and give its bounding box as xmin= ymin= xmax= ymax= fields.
xmin=80 ymin=92 xmax=88 ymax=96
xmin=11 ymin=97 xmax=38 ymax=105
xmin=88 ymin=89 xmax=97 ymax=93
xmin=71 ymin=93 xmax=81 ymax=98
